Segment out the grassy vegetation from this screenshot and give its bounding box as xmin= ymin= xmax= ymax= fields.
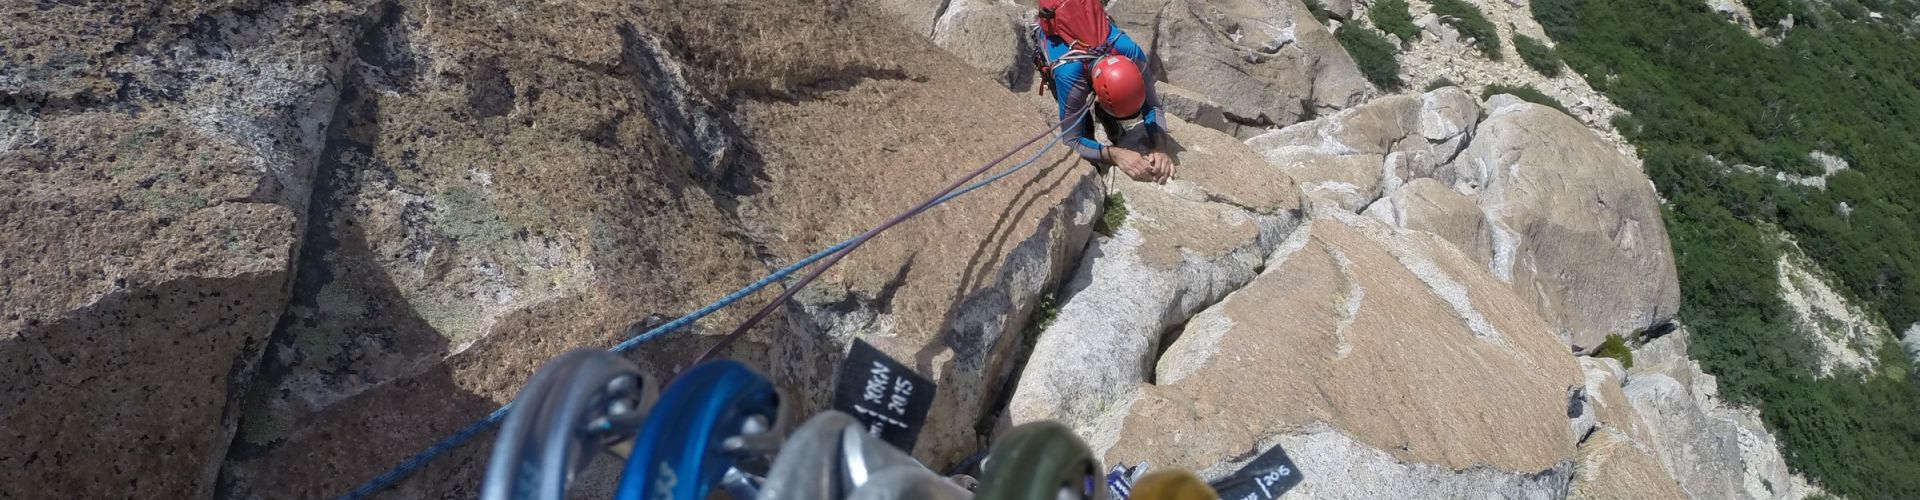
xmin=1335 ymin=25 xmax=1405 ymax=91
xmin=1097 ymin=192 xmax=1129 ymax=236
xmin=1026 ymin=293 xmax=1059 ymax=337
xmin=1372 ymin=0 xmax=1421 ymax=42
xmin=1431 ymin=0 xmax=1502 ymax=59
xmin=1593 ymin=334 xmax=1635 ymax=368
xmin=1536 ymin=0 xmax=1920 ymax=496
xmin=1834 ymin=0 xmax=1870 ymax=21
xmin=1513 ymin=34 xmax=1562 ymax=77
xmin=1479 ymin=84 xmax=1569 ymax=115
xmin=1747 ymin=0 xmax=1804 ymax=28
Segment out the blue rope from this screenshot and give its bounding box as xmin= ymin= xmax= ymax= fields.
xmin=339 ymin=125 xmax=1074 ymax=499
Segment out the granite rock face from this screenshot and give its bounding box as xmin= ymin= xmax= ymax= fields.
xmin=1615 ymin=330 xmax=1821 ymax=500
xmin=1568 ymin=358 xmax=1688 ymax=500
xmin=930 ymin=0 xmax=1037 ymax=91
xmin=4 ymin=1 xmax=1100 ymax=497
xmin=2 ymin=2 xmax=364 ymax=497
xmin=1008 ymin=116 xmax=1306 ymax=436
xmin=1453 ymin=100 xmax=1680 ymax=350
xmin=1085 ymin=213 xmax=1586 ymax=497
xmin=1108 ymin=0 xmax=1373 ymax=131
xmin=1252 ymin=90 xmax=1679 ymax=351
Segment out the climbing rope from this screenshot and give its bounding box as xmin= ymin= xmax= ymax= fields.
xmin=692 ymin=110 xmax=1089 ymax=362
xmin=339 ymin=112 xmax=1087 ymax=499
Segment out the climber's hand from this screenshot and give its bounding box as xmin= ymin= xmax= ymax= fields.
xmin=1145 ymin=149 xmax=1173 ymax=183
xmin=1110 ymin=147 xmax=1160 ymax=183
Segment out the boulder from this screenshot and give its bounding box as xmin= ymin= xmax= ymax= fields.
xmin=6 ymin=1 xmax=1102 ymax=497
xmin=1089 ymin=213 xmax=1584 ymax=496
xmin=1156 ymin=83 xmax=1248 ymax=138
xmin=1420 ymin=13 xmax=1463 ymax=46
xmin=1571 ymin=429 xmax=1688 ymax=500
xmin=1568 ymin=358 xmax=1687 ymax=500
xmin=1245 ymin=88 xmax=1480 ymax=213
xmin=931 ymin=0 xmax=1035 ymax=91
xmin=1323 ymin=0 xmax=1355 ymax=19
xmin=1 ymin=1 xmax=360 ymax=497
xmin=1380 ymin=150 xmax=1445 ymax=192
xmin=1367 ymin=178 xmax=1495 ymax=266
xmin=1274 ymin=150 xmax=1387 ymax=213
xmin=1484 ymin=93 xmax=1531 ymax=113
xmin=1418 ymin=86 xmax=1482 ymax=156
xmin=1618 ymin=330 xmax=1817 ymax=500
xmin=1108 ymin=0 xmax=1372 ymax=128
xmin=872 ymin=0 xmax=945 ymax=37
xmin=1449 ymin=102 xmax=1679 ymax=350
xmin=1007 ymin=116 xmax=1307 ymax=434
xmin=1248 ymin=94 xmax=1421 ymax=156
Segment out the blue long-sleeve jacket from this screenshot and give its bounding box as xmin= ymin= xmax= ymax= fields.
xmin=1038 ymin=24 xmax=1166 ymax=162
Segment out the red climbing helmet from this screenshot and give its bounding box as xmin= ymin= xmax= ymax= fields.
xmin=1090 ymin=55 xmax=1146 ymax=118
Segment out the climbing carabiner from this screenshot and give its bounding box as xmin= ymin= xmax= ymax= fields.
xmin=482 ymin=349 xmax=659 ymax=500
xmin=975 ymin=421 xmax=1102 ymax=500
xmin=758 ymin=411 xmax=863 ymax=499
xmin=757 ymin=410 xmax=941 ymax=500
xmin=845 ymin=466 xmax=973 ymax=500
xmin=1129 ymin=470 xmax=1219 ymax=500
xmin=612 ymin=359 xmax=782 ymax=500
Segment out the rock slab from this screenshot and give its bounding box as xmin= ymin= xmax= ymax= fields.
xmin=4 ymin=1 xmax=1102 ymax=497
xmin=1252 ymin=90 xmax=1679 ymax=350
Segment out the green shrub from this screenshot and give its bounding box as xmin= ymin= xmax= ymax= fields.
xmin=1097 ymin=191 xmax=1129 ymax=236
xmin=1480 ymin=84 xmax=1569 ymax=115
xmin=1372 ymin=0 xmax=1421 ymax=42
xmin=1431 ymin=0 xmax=1503 ymax=59
xmin=1335 ymin=25 xmax=1405 ymax=90
xmin=1593 ymin=334 xmax=1635 ymax=368
xmin=1514 ymin=34 xmax=1562 ymax=77
xmin=1536 ymin=0 xmax=1920 ymax=496
xmin=1425 ymin=77 xmax=1458 ymax=92
xmin=1748 ymin=0 xmax=1806 ymax=28
xmin=1833 ymin=0 xmax=1870 ymax=20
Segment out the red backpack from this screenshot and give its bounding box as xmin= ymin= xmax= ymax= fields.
xmin=1032 ymin=0 xmax=1114 ymax=95
xmin=1036 ymin=0 xmax=1111 ymax=50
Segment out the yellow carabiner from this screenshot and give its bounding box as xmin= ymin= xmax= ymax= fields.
xmin=1130 ymin=470 xmax=1219 ymax=500
xmin=976 ymin=421 xmax=1100 ymax=500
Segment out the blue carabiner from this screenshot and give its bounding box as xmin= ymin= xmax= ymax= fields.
xmin=482 ymin=349 xmax=657 ymax=500
xmin=613 ymin=359 xmax=780 ymax=500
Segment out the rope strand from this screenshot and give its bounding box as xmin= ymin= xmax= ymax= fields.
xmin=338 ymin=114 xmax=1083 ymax=499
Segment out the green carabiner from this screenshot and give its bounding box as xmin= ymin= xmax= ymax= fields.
xmin=976 ymin=421 xmax=1101 ymax=500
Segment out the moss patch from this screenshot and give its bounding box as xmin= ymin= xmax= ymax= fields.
xmin=435 ymin=187 xmax=515 ymax=250
xmin=1096 ymin=191 xmax=1129 ymax=236
xmin=237 ymin=388 xmax=289 ymax=447
xmin=1594 ymin=333 xmax=1634 ymax=369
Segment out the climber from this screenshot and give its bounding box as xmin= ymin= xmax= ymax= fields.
xmin=1032 ymin=0 xmax=1173 ymax=184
